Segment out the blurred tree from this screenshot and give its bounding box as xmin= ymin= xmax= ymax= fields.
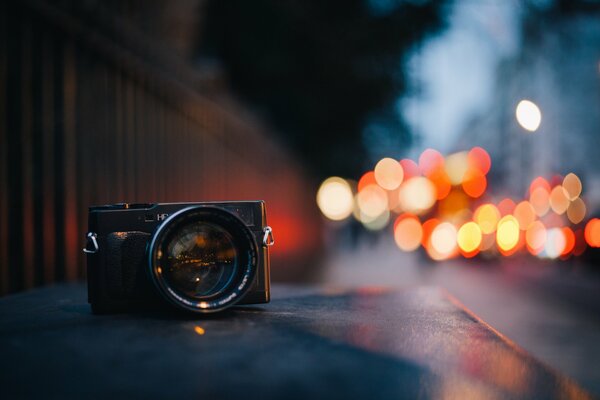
xmin=199 ymin=0 xmax=448 ymax=180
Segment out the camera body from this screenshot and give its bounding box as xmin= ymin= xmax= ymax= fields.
xmin=85 ymin=201 xmax=271 ymax=314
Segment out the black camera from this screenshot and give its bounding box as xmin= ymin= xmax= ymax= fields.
xmin=84 ymin=201 xmax=273 ymax=314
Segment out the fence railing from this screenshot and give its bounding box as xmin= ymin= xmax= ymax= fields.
xmin=0 ymin=1 xmax=322 ymax=295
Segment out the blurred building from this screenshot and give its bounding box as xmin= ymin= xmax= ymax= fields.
xmin=456 ymin=6 xmax=600 ymax=206
xmin=0 ymin=0 xmax=322 ymax=294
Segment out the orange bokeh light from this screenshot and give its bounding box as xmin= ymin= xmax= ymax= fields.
xmin=358 ymin=171 xmax=377 ymax=192
xmin=526 ymin=221 xmax=546 ymax=255
xmin=467 ymin=147 xmax=491 ymax=175
xmin=393 ymin=214 xmax=423 ymax=252
xmin=584 ymin=218 xmax=600 ymax=248
xmin=529 ymin=187 xmax=550 ymax=217
xmin=428 ymin=167 xmax=452 ymax=200
xmin=439 ymin=189 xmax=469 ymax=217
xmin=549 ymin=185 xmax=569 ymax=215
xmin=422 ymin=218 xmax=440 ymax=247
xmin=566 ymin=197 xmax=586 ymax=224
xmin=562 ymin=173 xmax=582 ymax=200
xmin=374 ymin=158 xmax=404 ymax=190
xmin=462 ymin=170 xmax=487 ymax=198
xmin=561 ymin=227 xmax=575 ymax=256
xmin=513 ymin=201 xmax=536 ymax=230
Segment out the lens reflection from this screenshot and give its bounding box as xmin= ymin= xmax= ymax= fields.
xmin=162 ymin=222 xmax=238 ymax=299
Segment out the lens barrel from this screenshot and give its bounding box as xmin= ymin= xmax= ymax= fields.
xmin=148 ymin=206 xmax=258 ymax=313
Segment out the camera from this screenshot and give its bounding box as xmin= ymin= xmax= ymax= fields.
xmin=83 ymin=201 xmax=273 ymax=314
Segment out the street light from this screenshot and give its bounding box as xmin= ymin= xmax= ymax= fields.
xmin=515 ymin=99 xmax=542 ymax=132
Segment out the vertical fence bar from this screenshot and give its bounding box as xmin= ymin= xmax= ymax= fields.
xmin=0 ymin=0 xmax=8 ymax=294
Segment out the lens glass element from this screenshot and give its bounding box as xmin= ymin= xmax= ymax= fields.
xmin=162 ymin=222 xmax=238 ymax=299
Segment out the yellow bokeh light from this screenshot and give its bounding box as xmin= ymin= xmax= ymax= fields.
xmin=515 ymin=99 xmax=542 ymax=132
xmin=444 ymin=151 xmax=469 ymax=185
xmin=394 ymin=215 xmax=423 ymax=251
xmin=566 ymin=197 xmax=586 ymax=224
xmin=513 ymin=201 xmax=536 ymax=231
xmin=474 ymin=204 xmax=500 ymax=234
xmin=457 ymin=222 xmax=482 ymax=253
xmin=398 ymin=177 xmax=437 ymax=215
xmin=496 ymin=215 xmax=520 ymax=251
xmin=374 ymin=158 xmax=404 ymax=190
xmin=529 ymin=187 xmax=550 ymax=217
xmin=357 ymin=184 xmax=388 ymax=218
xmin=549 ymin=185 xmax=569 ymax=215
xmin=430 ymin=222 xmax=457 ymax=256
xmin=194 ymin=326 xmax=205 ymax=335
xmin=316 ymin=177 xmax=354 ymax=221
xmin=562 ymin=173 xmax=582 ymax=200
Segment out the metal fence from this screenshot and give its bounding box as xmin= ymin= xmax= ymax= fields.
xmin=0 ymin=1 xmax=322 ymax=295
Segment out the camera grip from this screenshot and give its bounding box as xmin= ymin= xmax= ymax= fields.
xmin=105 ymin=232 xmax=151 ymax=299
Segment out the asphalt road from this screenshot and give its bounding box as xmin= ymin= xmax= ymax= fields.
xmin=323 ymin=236 xmax=600 ymax=397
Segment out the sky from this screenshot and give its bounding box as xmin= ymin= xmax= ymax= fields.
xmin=401 ymin=1 xmax=521 ymax=155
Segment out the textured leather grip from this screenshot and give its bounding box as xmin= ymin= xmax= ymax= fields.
xmin=105 ymin=231 xmax=151 ymax=299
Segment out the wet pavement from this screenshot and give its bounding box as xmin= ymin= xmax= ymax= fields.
xmin=0 ymin=283 xmax=592 ymax=399
xmin=324 ymin=236 xmax=600 ymax=396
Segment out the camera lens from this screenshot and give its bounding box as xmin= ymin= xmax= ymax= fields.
xmin=148 ymin=207 xmax=258 ymax=313
xmin=163 ymin=222 xmax=237 ymax=298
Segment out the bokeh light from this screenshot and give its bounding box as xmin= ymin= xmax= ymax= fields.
xmin=543 ymin=228 xmax=566 ymax=259
xmin=394 ymin=214 xmax=423 ymax=251
xmin=439 ymin=190 xmax=469 ymax=217
xmin=362 ymin=209 xmax=390 ymax=231
xmin=467 ymin=147 xmax=491 ymax=175
xmin=462 ymin=170 xmax=487 ymax=198
xmin=421 ymin=218 xmax=440 ymax=246
xmin=316 ymin=147 xmax=593 ymax=262
xmin=457 ymin=222 xmax=482 ymax=253
xmin=418 ymin=148 xmax=444 ymax=176
xmin=529 ymin=187 xmax=550 ymax=217
xmin=498 ymin=198 xmax=516 ymax=216
xmin=358 ymin=171 xmax=377 ymax=192
xmin=566 ymin=197 xmax=586 ymax=224
xmin=430 ymin=222 xmax=458 ymax=258
xmin=374 ymin=157 xmax=404 ymax=190
xmin=474 ymin=204 xmax=501 ymax=234
xmin=316 ymin=177 xmax=354 ymax=221
xmin=399 ymin=159 xmax=420 ymax=180
xmin=515 ymin=99 xmax=542 ymax=132
xmin=496 ymin=215 xmax=520 ymax=252
xmin=428 ymin=167 xmax=452 ymax=200
xmin=584 ymin=218 xmax=600 ymax=248
xmin=529 ymin=177 xmax=551 ymax=194
xmin=356 ymin=184 xmax=388 ymax=219
xmin=445 ymin=151 xmax=469 ymax=185
xmin=513 ymin=201 xmax=536 ymax=230
xmin=398 ymin=177 xmax=437 ymax=215
xmin=549 ymin=186 xmax=569 ymax=215
xmin=561 ymin=227 xmax=575 ymax=256
xmin=526 ymin=221 xmax=547 ymax=255
xmin=562 ymin=173 xmax=582 ymax=200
